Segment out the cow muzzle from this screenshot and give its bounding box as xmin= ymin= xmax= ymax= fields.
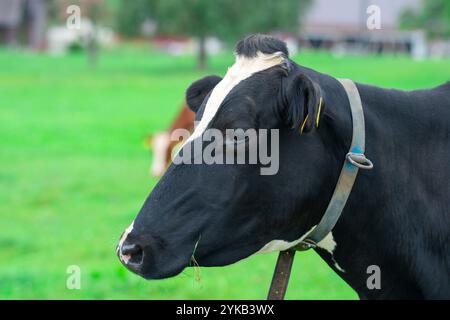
xmin=117 ymin=223 xmax=145 ymax=272
xmin=118 ymin=240 xmax=144 ymax=269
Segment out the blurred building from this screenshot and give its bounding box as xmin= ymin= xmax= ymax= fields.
xmin=300 ymin=0 xmax=429 ymax=59
xmin=151 ymin=35 xmax=223 ymax=56
xmin=0 ymin=0 xmax=47 ymax=50
xmin=47 ymin=19 xmax=115 ymax=55
xmin=47 ymin=0 xmax=115 ymax=55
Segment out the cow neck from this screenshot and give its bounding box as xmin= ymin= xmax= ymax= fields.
xmin=267 ymin=78 xmax=374 ymax=300
xmin=295 ymin=78 xmax=373 ymax=250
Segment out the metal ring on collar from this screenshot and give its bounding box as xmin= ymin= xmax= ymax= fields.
xmin=346 ymin=152 xmax=374 ymax=170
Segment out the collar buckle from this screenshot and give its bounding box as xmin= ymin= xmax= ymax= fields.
xmin=346 ymin=152 xmax=374 ymax=170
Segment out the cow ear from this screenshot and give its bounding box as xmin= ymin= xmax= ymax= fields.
xmin=186 ymin=75 xmax=222 ymax=113
xmin=283 ymin=74 xmax=324 ymax=134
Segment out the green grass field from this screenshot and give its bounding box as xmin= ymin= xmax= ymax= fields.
xmin=0 ymin=46 xmax=448 ymax=299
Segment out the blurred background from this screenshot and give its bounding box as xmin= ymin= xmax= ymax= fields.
xmin=0 ymin=0 xmax=448 ymax=299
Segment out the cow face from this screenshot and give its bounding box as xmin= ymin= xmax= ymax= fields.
xmin=117 ymin=35 xmax=327 ymax=279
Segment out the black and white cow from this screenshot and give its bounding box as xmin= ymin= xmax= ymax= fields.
xmin=117 ymin=34 xmax=450 ymax=299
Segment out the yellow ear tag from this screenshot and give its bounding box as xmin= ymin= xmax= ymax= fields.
xmin=300 ymin=114 xmax=309 ymax=134
xmin=316 ymin=97 xmax=323 ymax=128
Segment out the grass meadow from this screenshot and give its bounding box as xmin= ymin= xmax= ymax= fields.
xmin=0 ymin=46 xmax=448 ymax=299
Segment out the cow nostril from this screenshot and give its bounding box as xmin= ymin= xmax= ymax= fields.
xmin=120 ymin=243 xmax=144 ymax=266
xmin=121 ymin=243 xmax=140 ymax=256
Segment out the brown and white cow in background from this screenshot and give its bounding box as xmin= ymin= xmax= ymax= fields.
xmin=147 ymin=103 xmax=195 ymax=177
xmin=147 ymin=77 xmax=221 ymax=176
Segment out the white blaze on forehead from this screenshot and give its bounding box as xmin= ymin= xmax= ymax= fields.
xmin=182 ymin=51 xmax=285 ymax=148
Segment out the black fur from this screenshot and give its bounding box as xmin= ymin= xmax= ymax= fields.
xmin=282 ymin=73 xmax=323 ymax=133
xmin=186 ymin=75 xmax=222 ymax=113
xmin=235 ymin=34 xmax=289 ymax=58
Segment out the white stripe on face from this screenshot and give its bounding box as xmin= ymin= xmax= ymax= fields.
xmin=181 ymin=51 xmax=286 ymax=149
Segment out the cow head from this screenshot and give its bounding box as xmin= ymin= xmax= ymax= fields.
xmin=117 ymin=35 xmax=333 ymax=279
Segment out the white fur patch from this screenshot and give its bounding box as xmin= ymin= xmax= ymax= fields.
xmin=256 ymin=225 xmax=316 ymax=254
xmin=316 ymin=232 xmax=337 ymax=254
xmin=118 ymin=221 xmax=134 ymax=264
xmin=150 ymin=132 xmax=171 ymax=177
xmin=256 ymin=228 xmax=346 ymax=272
xmin=317 ymin=232 xmax=345 ymax=272
xmin=182 ymin=51 xmax=285 ymax=148
xmin=333 ymin=258 xmax=346 ymax=273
